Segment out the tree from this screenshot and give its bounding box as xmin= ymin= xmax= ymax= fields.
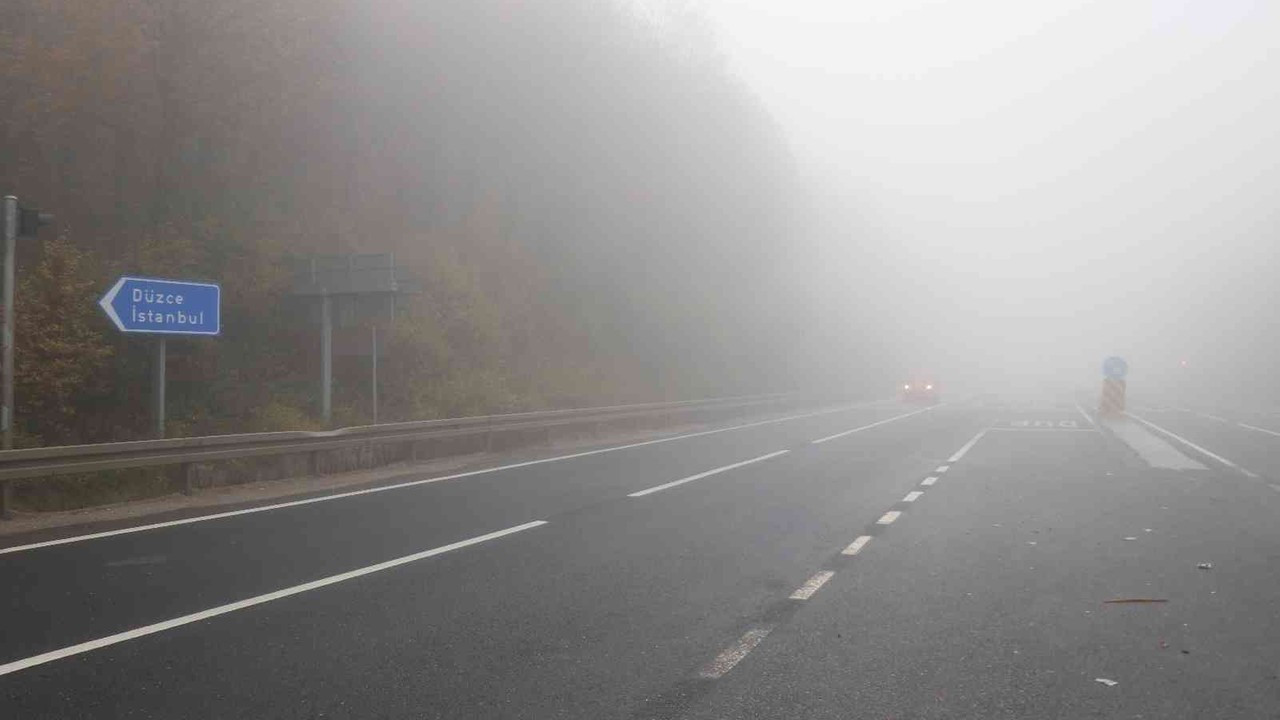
xmin=14 ymin=235 xmax=114 ymax=444
xmin=1 ymin=0 xmax=820 ymax=443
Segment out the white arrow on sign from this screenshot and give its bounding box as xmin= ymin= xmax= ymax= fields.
xmin=98 ymin=277 xmax=128 ymax=332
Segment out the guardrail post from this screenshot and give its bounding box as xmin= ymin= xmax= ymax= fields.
xmin=180 ymin=463 xmax=196 ymax=495
xmin=0 ymin=479 xmax=12 ymax=519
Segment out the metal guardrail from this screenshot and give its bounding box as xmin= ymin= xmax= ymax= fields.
xmin=0 ymin=393 xmax=796 ymax=515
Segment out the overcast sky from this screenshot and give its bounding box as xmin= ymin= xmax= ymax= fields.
xmin=689 ymin=0 xmax=1279 ymax=395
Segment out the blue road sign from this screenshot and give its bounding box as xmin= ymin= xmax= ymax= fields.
xmin=1102 ymin=356 xmax=1128 ymax=380
xmin=98 ymin=276 xmax=220 ymax=335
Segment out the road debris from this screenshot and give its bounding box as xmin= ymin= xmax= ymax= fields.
xmin=1095 ymin=678 xmax=1119 ymax=687
xmin=1197 ymin=562 xmax=1213 ymax=570
xmin=1103 ymin=598 xmax=1168 ymax=604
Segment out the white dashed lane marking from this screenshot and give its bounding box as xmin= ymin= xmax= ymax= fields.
xmin=699 ymin=627 xmax=774 ymax=679
xmin=693 ymin=429 xmax=989 ymax=682
xmin=810 ymin=407 xmax=936 ymax=445
xmin=0 ymin=402 xmax=883 ymax=557
xmin=877 ymin=511 xmax=901 ymax=525
xmin=0 ymin=520 xmax=548 ymax=677
xmin=627 ymin=450 xmax=789 ymax=497
xmin=934 ymin=465 xmax=950 ymax=473
xmin=842 ymin=536 xmax=872 ymax=556
xmin=789 ymin=571 xmax=835 ymax=600
xmin=1240 ymin=422 xmax=1280 ymax=438
xmin=947 ymin=429 xmax=988 ymax=462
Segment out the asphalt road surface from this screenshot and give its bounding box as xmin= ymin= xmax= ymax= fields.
xmin=3 ymin=397 xmax=1280 ymax=718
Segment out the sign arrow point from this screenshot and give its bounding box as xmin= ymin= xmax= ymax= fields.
xmin=98 ymin=277 xmax=126 ymax=331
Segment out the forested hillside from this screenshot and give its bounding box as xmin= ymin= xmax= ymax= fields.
xmin=0 ymin=0 xmax=823 ymax=446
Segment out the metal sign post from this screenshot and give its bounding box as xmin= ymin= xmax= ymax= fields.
xmin=1 ymin=196 xmax=16 ymax=452
xmin=99 ymin=276 xmax=221 ymax=438
xmin=291 ymin=254 xmax=419 ymax=426
xmin=153 ymin=338 xmax=166 ymax=437
xmin=321 ymin=295 xmax=332 ymax=424
xmin=0 ymin=194 xmax=54 ymax=517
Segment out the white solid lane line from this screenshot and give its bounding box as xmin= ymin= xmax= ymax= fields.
xmin=627 ymin=450 xmax=790 ymax=498
xmin=947 ymin=429 xmax=988 ymax=462
xmin=842 ymin=535 xmax=872 ymax=556
xmin=877 ymin=511 xmax=900 ymax=525
xmin=0 ymin=520 xmax=548 ymax=677
xmin=810 ymin=406 xmax=936 ymax=445
xmin=920 ymin=476 xmax=938 ymax=486
xmin=902 ymin=491 xmax=923 ymax=503
xmin=1 ymin=402 xmax=883 ymax=556
xmin=1127 ymin=412 xmax=1260 ymax=479
xmin=699 ymin=627 xmax=774 ymax=679
xmin=789 ymin=571 xmax=835 ymax=600
xmin=1240 ymin=422 xmax=1280 ymax=438
xmin=1073 ymin=402 xmax=1097 ymax=428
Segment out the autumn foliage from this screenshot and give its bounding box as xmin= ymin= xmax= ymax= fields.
xmin=1 ymin=1 xmax=806 ymax=445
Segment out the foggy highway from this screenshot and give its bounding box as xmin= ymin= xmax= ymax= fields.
xmin=4 ymin=396 xmax=1280 ymax=719
xmin=5 ymin=0 xmax=1280 ymax=717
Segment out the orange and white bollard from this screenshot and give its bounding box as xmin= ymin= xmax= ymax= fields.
xmin=1098 ymin=378 xmax=1126 ymax=417
xmin=1098 ymin=356 xmax=1129 ymax=418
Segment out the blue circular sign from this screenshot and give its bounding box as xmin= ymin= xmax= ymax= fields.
xmin=1102 ymin=356 xmax=1128 ymax=380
